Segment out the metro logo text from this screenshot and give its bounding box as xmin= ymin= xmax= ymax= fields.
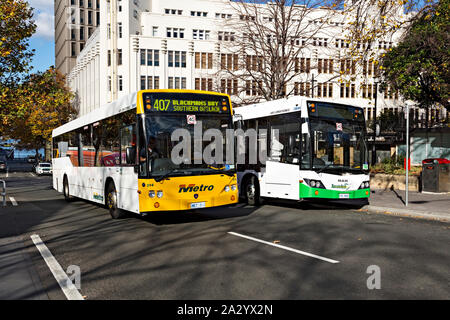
xmin=178 ymin=184 xmax=214 ymax=193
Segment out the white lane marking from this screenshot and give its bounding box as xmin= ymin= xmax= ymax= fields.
xmin=30 ymin=172 xmax=35 ymax=177
xmin=228 ymin=232 xmax=340 ymax=264
xmin=9 ymin=197 xmax=18 ymax=206
xmin=30 ymin=234 xmax=84 ymax=300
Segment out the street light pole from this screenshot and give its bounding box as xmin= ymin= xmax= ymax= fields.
xmin=405 ymin=103 xmax=410 ymax=206
xmin=371 ymin=80 xmax=379 ymax=166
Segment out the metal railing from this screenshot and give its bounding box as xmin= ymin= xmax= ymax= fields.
xmin=1 ymin=180 xmax=5 ymax=207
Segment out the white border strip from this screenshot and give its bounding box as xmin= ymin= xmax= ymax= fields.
xmin=9 ymin=197 xmax=17 ymax=206
xmin=30 ymin=234 xmax=84 ymax=300
xmin=228 ymin=232 xmax=339 ymax=264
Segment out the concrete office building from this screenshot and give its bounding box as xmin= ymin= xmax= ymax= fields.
xmin=65 ymin=0 xmax=437 ymax=124
xmin=55 ymin=0 xmax=100 ymax=76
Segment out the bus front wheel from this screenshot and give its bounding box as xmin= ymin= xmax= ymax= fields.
xmin=243 ymin=175 xmax=260 ymax=206
xmin=106 ymin=182 xmax=126 ymax=219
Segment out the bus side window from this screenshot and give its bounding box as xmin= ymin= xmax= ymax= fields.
xmin=93 ymin=122 xmax=104 ymax=167
xmin=102 ymin=116 xmax=120 ymax=167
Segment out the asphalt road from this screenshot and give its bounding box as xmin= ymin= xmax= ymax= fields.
xmin=0 ymin=169 xmax=449 ymax=300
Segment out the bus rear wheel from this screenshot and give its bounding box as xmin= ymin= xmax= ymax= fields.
xmin=244 ymin=175 xmax=260 ymax=206
xmin=106 ymin=182 xmax=126 ymax=219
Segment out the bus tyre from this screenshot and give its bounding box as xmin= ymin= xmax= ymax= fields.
xmin=106 ymin=182 xmax=126 ymax=219
xmin=244 ymin=175 xmax=260 ymax=206
xmin=63 ymin=177 xmax=73 ymax=202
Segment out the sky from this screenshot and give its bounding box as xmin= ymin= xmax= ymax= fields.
xmin=27 ymin=0 xmax=55 ymax=73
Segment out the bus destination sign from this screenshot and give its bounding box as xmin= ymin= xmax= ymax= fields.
xmin=143 ymin=92 xmax=229 ymax=114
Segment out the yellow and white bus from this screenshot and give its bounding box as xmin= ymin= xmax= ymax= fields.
xmin=52 ymin=90 xmax=238 ymax=219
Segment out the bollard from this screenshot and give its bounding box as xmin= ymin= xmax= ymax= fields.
xmin=0 ymin=180 xmax=5 ymax=207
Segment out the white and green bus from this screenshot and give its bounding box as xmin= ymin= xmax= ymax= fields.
xmin=234 ymin=96 xmax=370 ymax=205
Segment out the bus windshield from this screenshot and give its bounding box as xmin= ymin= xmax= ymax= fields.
xmin=304 ymin=102 xmax=368 ymax=173
xmin=141 ymin=92 xmax=235 ymax=179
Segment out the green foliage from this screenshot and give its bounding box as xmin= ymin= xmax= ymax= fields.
xmin=381 ymin=0 xmax=449 ymax=112
xmin=2 ymin=68 xmax=75 ymax=151
xmin=0 ymin=0 xmax=36 ymax=85
xmin=372 ymin=155 xmax=421 ymax=176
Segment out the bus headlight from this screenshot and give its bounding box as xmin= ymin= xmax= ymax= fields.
xmin=304 ymin=179 xmax=326 ymax=189
xmin=224 ymin=186 xmax=230 ymax=192
xmin=149 ymin=190 xmax=156 ymax=198
xmin=231 ymin=184 xmax=237 ymax=191
xmin=157 ymin=191 xmax=164 ymax=198
xmin=359 ymin=181 xmax=370 ymax=189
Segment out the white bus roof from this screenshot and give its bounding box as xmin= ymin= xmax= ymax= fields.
xmin=234 ymin=95 xmax=361 ymax=120
xmin=52 ymin=92 xmax=137 ymax=138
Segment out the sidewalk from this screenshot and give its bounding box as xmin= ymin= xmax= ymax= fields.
xmin=365 ymin=189 xmax=450 ymax=223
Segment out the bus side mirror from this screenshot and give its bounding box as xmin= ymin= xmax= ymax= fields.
xmin=126 ymin=147 xmax=136 ymax=164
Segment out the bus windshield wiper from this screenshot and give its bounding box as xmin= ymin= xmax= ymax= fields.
xmin=211 ymin=169 xmax=235 ymax=177
xmin=316 ymin=163 xmax=337 ymax=174
xmin=153 ymin=169 xmax=180 ymax=182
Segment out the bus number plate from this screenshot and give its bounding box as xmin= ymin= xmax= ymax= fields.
xmin=190 ymin=202 xmax=206 ymax=209
xmin=339 ymin=194 xmax=350 ymax=199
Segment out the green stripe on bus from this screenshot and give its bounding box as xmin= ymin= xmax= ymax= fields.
xmin=299 ymin=184 xmax=370 ymax=199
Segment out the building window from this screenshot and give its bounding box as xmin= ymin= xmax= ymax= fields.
xmin=193 ymin=29 xmax=210 ymax=40
xmin=191 ymin=11 xmax=208 ymax=17
xmin=117 ymin=49 xmax=122 ymax=65
xmin=168 ymin=77 xmax=186 ymax=89
xmin=166 ymin=27 xmax=184 ymax=38
xmin=154 ymin=50 xmax=159 ymax=66
xmin=88 ymin=10 xmax=93 ymax=25
xmin=195 ymin=52 xmax=213 ymax=69
xmin=140 ymin=76 xmax=146 ymax=90
xmin=168 ymin=51 xmax=186 ymax=68
xmin=218 ymin=31 xmax=235 ymax=41
xmin=140 ymin=49 xmax=145 ymax=65
xmin=118 ymin=22 xmax=122 ymax=38
xmin=165 ymin=9 xmax=182 ymax=15
xmin=71 ymin=42 xmax=76 ymax=56
xmin=118 ymin=76 xmax=123 ymax=91
xmin=152 ymin=26 xmax=158 ymax=37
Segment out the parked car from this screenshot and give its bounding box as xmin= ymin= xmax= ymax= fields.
xmin=35 ymin=162 xmax=52 ymax=176
xmin=0 ymin=157 xmax=7 ymax=172
xmin=27 ymin=155 xmax=37 ymax=163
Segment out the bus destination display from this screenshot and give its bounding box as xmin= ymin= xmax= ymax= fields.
xmin=143 ymin=92 xmax=229 ymax=114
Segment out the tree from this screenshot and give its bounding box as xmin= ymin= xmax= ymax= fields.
xmin=381 ymin=0 xmax=449 ymax=120
xmin=0 ymin=0 xmax=36 ymax=137
xmin=218 ymin=0 xmax=342 ymax=105
xmin=9 ymin=68 xmax=76 ymax=160
xmin=0 ymin=0 xmax=36 ymax=85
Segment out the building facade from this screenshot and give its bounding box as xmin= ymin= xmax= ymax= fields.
xmin=65 ymin=0 xmax=441 ymax=125
xmin=55 ymin=0 xmax=100 ymax=76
